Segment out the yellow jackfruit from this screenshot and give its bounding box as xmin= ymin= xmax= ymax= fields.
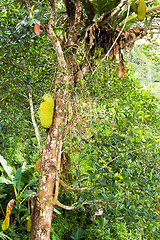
xmin=137 ymin=0 xmax=146 ymax=21
xmin=40 ymin=94 xmax=54 ymax=128
xmin=26 ymin=215 xmax=32 ymax=232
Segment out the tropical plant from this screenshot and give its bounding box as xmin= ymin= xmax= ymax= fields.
xmin=0 ymin=155 xmax=36 ymax=232
xmin=0 ymin=0 xmax=160 ymax=239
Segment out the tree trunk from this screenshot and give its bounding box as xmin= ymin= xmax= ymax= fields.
xmin=30 ymin=85 xmax=69 ymax=239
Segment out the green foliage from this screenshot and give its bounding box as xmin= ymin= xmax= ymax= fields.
xmin=0 ymin=155 xmax=37 ymax=235
xmin=63 ymin=63 xmax=160 ymax=239
xmin=80 ymin=0 xmax=121 ymax=22
xmin=0 ymin=1 xmax=160 ymax=239
xmin=71 ymin=227 xmax=85 ymax=240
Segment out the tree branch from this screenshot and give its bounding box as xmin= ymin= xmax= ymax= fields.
xmin=146 ymin=6 xmax=160 ymax=15
xmin=19 ymin=0 xmax=32 ymax=18
xmin=28 ymin=86 xmax=42 ymax=153
xmin=46 ymin=23 xmax=67 ymax=70
xmin=56 ymin=200 xmax=76 ymax=210
xmin=59 ymin=179 xmax=91 ymax=191
xmin=55 ymin=199 xmax=104 ymax=210
xmin=75 ymin=0 xmax=83 ymax=25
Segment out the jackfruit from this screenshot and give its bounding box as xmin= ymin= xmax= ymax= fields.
xmin=40 ymin=94 xmax=54 ymax=128
xmin=137 ymin=0 xmax=146 ymax=21
xmin=133 ymin=2 xmax=138 ymax=13
xmin=26 ymin=215 xmax=32 ymax=232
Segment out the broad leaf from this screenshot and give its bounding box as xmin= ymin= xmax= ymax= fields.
xmin=0 ymin=156 xmax=13 ymax=180
xmin=0 ymin=177 xmax=13 ymax=185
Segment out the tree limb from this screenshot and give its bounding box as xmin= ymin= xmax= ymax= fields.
xmin=146 ymin=6 xmax=160 ymax=15
xmin=59 ymin=179 xmax=91 ymax=191
xmin=28 ymin=86 xmax=42 ymax=153
xmin=104 ymin=145 xmax=152 ymax=168
xmin=75 ymin=0 xmax=83 ymax=25
xmin=56 ymin=200 xmax=76 ymax=210
xmin=55 ymin=199 xmax=104 ymax=210
xmin=91 ymin=0 xmax=131 ymax=77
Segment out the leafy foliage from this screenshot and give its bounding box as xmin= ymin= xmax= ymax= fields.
xmin=0 ymin=0 xmax=160 ymax=239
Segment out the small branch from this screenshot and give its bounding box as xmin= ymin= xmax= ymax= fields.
xmin=28 ymin=86 xmax=42 ymax=153
xmin=55 ymin=198 xmax=104 ymax=210
xmin=59 ymin=179 xmax=91 ymax=192
xmin=19 ymin=0 xmax=32 ymax=18
xmin=56 ymin=200 xmax=76 ymax=210
xmin=142 ymin=15 xmax=154 ymax=36
xmin=47 ymin=24 xmax=67 ymax=70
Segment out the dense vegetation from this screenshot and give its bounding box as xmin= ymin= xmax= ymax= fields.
xmin=0 ymin=0 xmax=160 ymax=239
xmin=1 ymin=61 xmax=160 ymax=239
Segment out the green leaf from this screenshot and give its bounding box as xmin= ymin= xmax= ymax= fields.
xmin=71 ymin=227 xmax=84 ymax=240
xmin=73 ymin=180 xmax=79 ymax=188
xmin=14 ymin=162 xmax=26 ymax=191
xmin=0 ymin=177 xmax=13 ymax=185
xmin=0 ymin=155 xmax=13 ymax=180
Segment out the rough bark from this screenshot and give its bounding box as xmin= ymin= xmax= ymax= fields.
xmin=30 ymin=20 xmax=71 ymax=240
xmin=30 ymin=87 xmax=69 ymax=240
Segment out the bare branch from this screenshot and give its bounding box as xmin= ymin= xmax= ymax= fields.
xmin=55 ymin=199 xmax=104 ymax=210
xmin=59 ymin=179 xmax=91 ymax=191
xmin=56 ymin=200 xmax=76 ymax=210
xmin=28 ymin=86 xmax=42 ymax=153
xmin=46 ymin=23 xmax=68 ymax=69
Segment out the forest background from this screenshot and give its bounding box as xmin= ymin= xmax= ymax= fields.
xmin=0 ymin=0 xmax=160 ymax=240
